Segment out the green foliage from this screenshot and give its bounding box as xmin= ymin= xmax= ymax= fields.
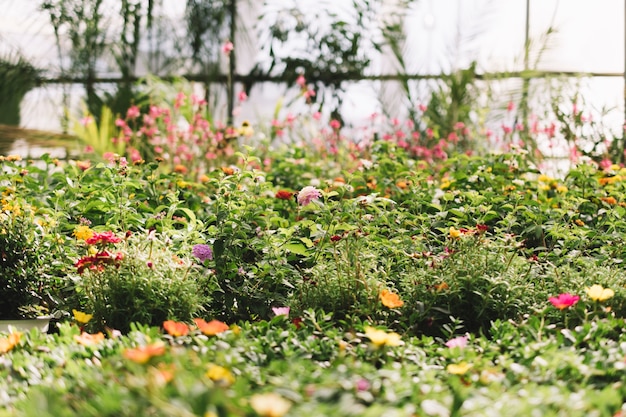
xmin=0 ymin=54 xmax=41 ymax=126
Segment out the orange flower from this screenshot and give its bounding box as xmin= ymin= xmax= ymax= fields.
xmin=379 ymin=289 xmax=404 ymax=309
xmin=221 ymin=166 xmax=235 ymax=175
xmin=396 ymin=180 xmax=409 ymax=189
xmin=123 ymin=342 xmax=166 ymax=364
xmin=74 ymin=332 xmax=105 ymax=346
xmin=194 ymin=318 xmax=229 ymax=336
xmin=0 ymin=332 xmax=21 ymax=354
xmin=150 ymin=363 xmax=175 ymax=385
xmin=163 ymin=320 xmax=190 ymax=337
xmin=434 ymin=282 xmax=449 ymax=291
xmin=173 ymin=164 xmax=188 ymax=174
xmin=601 ymin=196 xmax=618 ymax=205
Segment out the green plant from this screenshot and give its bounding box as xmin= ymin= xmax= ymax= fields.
xmin=75 ymin=230 xmax=211 ymax=333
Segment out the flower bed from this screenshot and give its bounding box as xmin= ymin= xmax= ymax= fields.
xmin=2 ymin=110 xmax=626 ymax=414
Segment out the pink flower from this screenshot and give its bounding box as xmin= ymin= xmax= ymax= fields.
xmin=174 ymin=92 xmax=186 ymax=109
xmin=548 ymin=293 xmax=580 ymax=310
xmin=445 ymin=335 xmax=468 ymax=349
xmin=297 ymin=186 xmax=321 ymax=206
xmin=222 ymin=41 xmax=234 ymax=55
xmin=329 ymin=119 xmax=341 ymax=130
xmin=238 ymin=90 xmax=248 ymax=102
xmin=272 ymin=307 xmax=290 ymax=317
xmin=600 ymin=158 xmax=613 ymax=171
xmin=296 ymin=74 xmax=306 ymax=87
xmin=126 ymin=105 xmax=140 ymax=119
xmin=507 ymin=101 xmax=515 ymax=112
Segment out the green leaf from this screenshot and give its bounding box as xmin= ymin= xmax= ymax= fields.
xmin=284 ymin=243 xmax=309 ymax=255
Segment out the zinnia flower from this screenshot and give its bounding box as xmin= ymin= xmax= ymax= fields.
xmin=447 ymin=361 xmax=473 ymax=375
xmin=74 ymin=332 xmax=105 ymax=346
xmin=194 ymin=318 xmax=229 ymax=336
xmin=548 ymin=293 xmax=580 ymax=310
xmin=163 ymin=320 xmax=190 ymax=337
xmin=206 ymin=364 xmax=235 ymax=386
xmin=449 ymin=227 xmax=461 ymax=239
xmin=297 ymin=186 xmax=321 ymax=206
xmin=192 ymin=244 xmax=213 ymax=262
xmin=585 ymin=284 xmax=615 ymax=302
xmin=0 ymin=332 xmax=21 ymax=354
xmin=250 ymin=393 xmax=291 ymax=417
xmin=72 ymin=309 xmax=93 ymax=324
xmin=123 ymin=342 xmax=166 ymax=364
xmin=275 ymin=190 xmax=294 ymax=200
xmin=364 ymin=326 xmax=402 ymax=347
xmin=379 ymin=289 xmax=404 ymax=309
xmin=85 ymin=231 xmax=121 ymax=246
xmin=272 ymin=307 xmax=290 ymax=317
xmin=445 ymin=335 xmax=468 ymax=349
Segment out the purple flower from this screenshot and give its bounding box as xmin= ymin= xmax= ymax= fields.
xmin=192 ymin=244 xmax=213 ymax=262
xmin=272 ymin=307 xmax=290 ymax=317
xmin=445 ymin=335 xmax=468 ymax=349
xmin=297 ymin=186 xmax=321 ymax=206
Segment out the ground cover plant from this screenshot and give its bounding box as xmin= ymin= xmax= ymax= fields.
xmin=3 ymin=90 xmax=626 ymax=415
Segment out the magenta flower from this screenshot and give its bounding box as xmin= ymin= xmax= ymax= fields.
xmin=548 ymin=293 xmax=580 ymax=310
xmin=297 ymin=186 xmax=321 ymax=206
xmin=85 ymin=231 xmax=122 ymax=246
xmin=192 ymin=244 xmax=213 ymax=262
xmin=445 ymin=335 xmax=468 ymax=349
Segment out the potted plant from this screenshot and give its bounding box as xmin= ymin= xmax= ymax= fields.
xmin=0 ymin=199 xmax=54 ymax=332
xmin=0 ymin=53 xmax=41 ymax=126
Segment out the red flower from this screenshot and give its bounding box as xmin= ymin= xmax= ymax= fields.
xmin=85 ymin=231 xmax=122 ymax=246
xmin=275 ymin=190 xmax=294 ymax=200
xmin=548 ymin=293 xmax=580 ymax=310
xmin=75 ymin=251 xmax=124 ymax=274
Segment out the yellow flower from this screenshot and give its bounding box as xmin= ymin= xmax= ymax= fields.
xmin=250 ymin=393 xmax=291 ymax=417
xmin=379 ymin=289 xmax=404 ymax=309
xmin=585 ymin=284 xmax=614 ymax=302
xmin=206 ymin=364 xmax=235 ymax=386
xmin=449 ymin=227 xmax=461 ymax=239
xmin=72 ymin=309 xmax=93 ymax=324
xmin=238 ymin=121 xmax=254 ymax=137
xmin=538 ymin=174 xmax=553 ymax=183
xmin=447 ymin=361 xmax=473 ymax=375
xmin=556 ymin=185 xmax=568 ymax=193
xmin=364 ymin=326 xmax=402 ymax=347
xmin=73 ymin=225 xmax=94 ymax=241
